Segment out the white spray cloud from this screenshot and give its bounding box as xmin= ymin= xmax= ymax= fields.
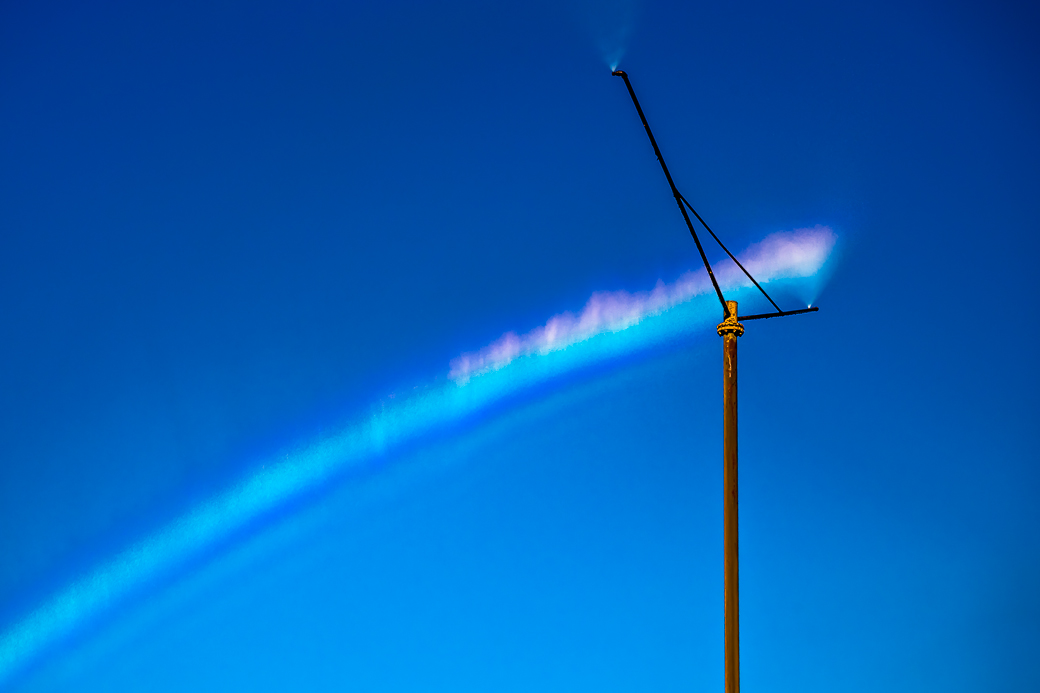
xmin=0 ymin=224 xmax=837 ymax=686
xmin=450 ymin=225 xmax=836 ymax=382
xmin=560 ymin=0 xmax=639 ymax=70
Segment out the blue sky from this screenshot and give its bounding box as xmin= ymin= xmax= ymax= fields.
xmin=0 ymin=0 xmax=1037 ymax=690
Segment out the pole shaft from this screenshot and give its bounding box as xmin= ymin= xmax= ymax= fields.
xmin=719 ymin=300 xmax=742 ymax=693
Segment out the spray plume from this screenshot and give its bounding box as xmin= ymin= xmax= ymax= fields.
xmin=561 ymin=0 xmax=638 ymax=71
xmin=451 ymin=226 xmax=835 ymax=382
xmin=0 ymin=225 xmax=836 ymax=685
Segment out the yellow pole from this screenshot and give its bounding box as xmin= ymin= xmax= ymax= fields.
xmin=717 ymin=300 xmax=744 ymax=693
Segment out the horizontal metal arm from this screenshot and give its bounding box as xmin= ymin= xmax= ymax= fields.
xmin=738 ymin=306 xmax=819 ymax=321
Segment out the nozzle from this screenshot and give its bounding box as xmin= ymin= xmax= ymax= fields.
xmin=612 ymin=69 xmax=626 ymax=77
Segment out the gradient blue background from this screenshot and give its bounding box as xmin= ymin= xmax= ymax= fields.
xmin=1 ymin=0 xmax=1037 ymax=690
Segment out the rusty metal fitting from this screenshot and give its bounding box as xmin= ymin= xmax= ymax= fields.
xmin=716 ymin=300 xmax=744 ymax=337
xmin=717 ymin=319 xmax=744 ymax=337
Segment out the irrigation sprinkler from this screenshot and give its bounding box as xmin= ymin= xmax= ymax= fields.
xmin=612 ymin=69 xmax=819 ymax=693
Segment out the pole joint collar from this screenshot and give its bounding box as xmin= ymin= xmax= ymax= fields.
xmin=717 ymin=300 xmax=744 ymax=337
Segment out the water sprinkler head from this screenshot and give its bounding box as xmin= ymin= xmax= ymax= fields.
xmin=612 ymin=69 xmax=626 ymax=77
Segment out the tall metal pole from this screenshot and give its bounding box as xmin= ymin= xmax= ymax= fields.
xmin=717 ymin=300 xmax=744 ymax=693
xmin=610 ymin=71 xmax=820 ymax=692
